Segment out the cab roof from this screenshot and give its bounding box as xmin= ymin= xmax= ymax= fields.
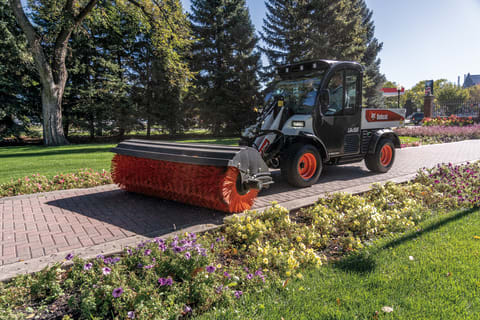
xmin=275 ymin=60 xmax=363 ymax=76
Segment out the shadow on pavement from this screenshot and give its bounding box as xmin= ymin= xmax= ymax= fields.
xmin=46 ymin=189 xmax=226 ymax=238
xmin=261 ymin=164 xmax=376 ymax=196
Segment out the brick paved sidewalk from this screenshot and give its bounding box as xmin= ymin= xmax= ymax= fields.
xmin=2 ymin=140 xmax=480 ymax=280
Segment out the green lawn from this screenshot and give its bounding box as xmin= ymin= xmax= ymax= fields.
xmin=199 ymin=208 xmax=480 ymax=319
xmin=0 ymin=137 xmax=238 ymax=184
xmin=399 ymin=136 xmax=421 ymax=144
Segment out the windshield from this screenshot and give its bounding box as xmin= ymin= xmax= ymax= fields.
xmin=268 ymin=73 xmax=324 ymax=114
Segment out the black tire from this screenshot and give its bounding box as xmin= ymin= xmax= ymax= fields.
xmin=365 ymin=138 xmax=395 ymax=173
xmin=281 ymin=144 xmax=322 ymax=187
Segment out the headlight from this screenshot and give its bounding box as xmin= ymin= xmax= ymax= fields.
xmin=291 ymin=121 xmax=305 ymax=128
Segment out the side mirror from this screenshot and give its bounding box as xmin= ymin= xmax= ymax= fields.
xmin=318 ymin=89 xmax=329 ymax=106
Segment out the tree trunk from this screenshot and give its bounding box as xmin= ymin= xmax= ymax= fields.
xmin=41 ymin=85 xmax=68 ymax=145
xmin=9 ymin=0 xmax=98 ymax=146
xmin=146 ymin=116 xmax=151 ymax=137
xmin=89 ymin=114 xmax=95 ymax=141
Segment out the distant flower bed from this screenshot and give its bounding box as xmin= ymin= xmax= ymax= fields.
xmin=415 ymin=162 xmax=480 ymax=207
xmin=395 ymin=124 xmax=480 ymax=144
xmin=423 ymin=115 xmax=475 ymax=127
xmin=0 ymin=169 xmax=112 ymax=197
xmin=4 ymin=160 xmax=479 ymax=319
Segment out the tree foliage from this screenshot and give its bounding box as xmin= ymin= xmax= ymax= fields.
xmin=8 ymin=0 xmax=192 ymax=144
xmin=0 ymin=0 xmax=40 ymax=137
xmin=190 ymin=0 xmax=260 ymax=135
xmin=261 ymin=0 xmax=385 ymax=105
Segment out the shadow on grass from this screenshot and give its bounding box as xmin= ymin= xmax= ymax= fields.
xmin=381 ymin=207 xmax=477 ymax=250
xmin=0 ymin=147 xmax=114 ymax=159
xmin=334 ymin=208 xmax=477 ymax=274
xmin=335 ymin=250 xmax=377 ymax=274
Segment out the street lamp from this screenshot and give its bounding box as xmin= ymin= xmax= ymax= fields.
xmin=396 ymin=85 xmax=402 ymax=108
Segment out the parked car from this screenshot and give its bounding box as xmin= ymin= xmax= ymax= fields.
xmin=407 ymin=112 xmax=424 ymax=125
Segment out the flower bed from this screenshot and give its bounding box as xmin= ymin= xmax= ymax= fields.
xmin=395 ymin=124 xmax=480 ymax=144
xmin=422 ymin=115 xmax=475 ymax=127
xmin=0 ymin=169 xmax=112 ymax=198
xmin=1 ymin=162 xmax=479 ymax=319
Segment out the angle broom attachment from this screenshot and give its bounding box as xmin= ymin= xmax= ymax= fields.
xmin=110 ymin=140 xmax=271 ymax=213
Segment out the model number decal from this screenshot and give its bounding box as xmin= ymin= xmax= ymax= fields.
xmin=347 ymin=127 xmax=359 ymax=133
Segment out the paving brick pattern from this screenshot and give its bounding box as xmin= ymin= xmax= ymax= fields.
xmin=2 ymin=140 xmax=480 ymax=266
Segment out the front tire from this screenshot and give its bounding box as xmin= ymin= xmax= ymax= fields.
xmin=365 ymin=138 xmax=395 ymax=173
xmin=281 ymin=144 xmax=322 ymax=187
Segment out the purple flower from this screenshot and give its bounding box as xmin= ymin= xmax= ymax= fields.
xmin=216 ymin=285 xmax=223 ymax=294
xmin=210 ymin=243 xmax=215 ymax=250
xmin=102 ymin=267 xmax=111 ymax=275
xmin=112 ymin=257 xmax=121 ymax=264
xmin=255 ymin=270 xmax=263 ymax=276
xmin=244 ymin=267 xmax=249 ymax=272
xmin=144 ymin=249 xmax=151 ymax=256
xmin=216 ymin=236 xmax=225 ymax=242
xmin=127 ymin=311 xmax=135 ymax=319
xmin=159 ymin=243 xmax=167 ymax=252
xmin=137 ymin=263 xmax=143 ymax=269
xmin=184 ymin=305 xmax=192 ymax=313
xmin=65 ymin=253 xmax=74 ymax=260
xmin=189 ymin=233 xmax=197 ymax=240
xmin=234 ymin=290 xmax=243 ymax=299
xmin=84 ymin=262 xmax=93 ymax=271
xmin=96 ymin=254 xmax=105 ymax=260
xmin=206 ymin=265 xmax=216 ymax=273
xmin=246 ymin=273 xmax=254 ymax=280
xmin=158 ymin=277 xmax=173 ymax=286
xmin=144 ymin=264 xmax=154 ymax=269
xmin=112 ymin=287 xmax=123 ymax=298
xmin=173 ymin=246 xmax=184 ymax=253
xmin=223 ymin=271 xmax=231 ymax=278
xmin=184 ymin=252 xmax=191 ymax=260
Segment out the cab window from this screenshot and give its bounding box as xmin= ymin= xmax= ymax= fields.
xmin=323 ymin=71 xmax=343 ymax=116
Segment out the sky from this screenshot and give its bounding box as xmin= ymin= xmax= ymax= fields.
xmin=180 ymin=0 xmax=480 ymax=89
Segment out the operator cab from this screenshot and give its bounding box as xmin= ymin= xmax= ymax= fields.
xmin=274 ymin=60 xmax=363 ymax=158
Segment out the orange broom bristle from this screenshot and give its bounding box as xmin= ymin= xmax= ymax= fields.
xmin=111 ymin=154 xmax=259 ymax=213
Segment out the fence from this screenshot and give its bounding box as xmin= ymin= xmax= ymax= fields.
xmin=433 ymin=100 xmax=480 ymax=118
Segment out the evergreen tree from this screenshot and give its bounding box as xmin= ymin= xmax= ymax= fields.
xmin=260 ymin=0 xmax=311 ymax=78
xmin=0 ymin=0 xmax=40 ymax=137
xmin=261 ymin=0 xmax=385 ymax=107
xmin=307 ymin=0 xmax=365 ymax=61
xmin=190 ymin=0 xmax=260 ymax=134
xmin=357 ymin=0 xmax=386 ymax=107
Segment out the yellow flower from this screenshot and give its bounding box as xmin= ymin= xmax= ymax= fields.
xmin=285 ymin=271 xmax=291 ymax=277
xmin=263 ymin=258 xmax=268 ymax=264
xmin=296 ymin=273 xmax=303 ymax=279
xmin=217 ymin=264 xmax=222 ymax=269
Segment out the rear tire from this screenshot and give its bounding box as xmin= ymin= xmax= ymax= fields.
xmin=365 ymin=138 xmax=395 ymax=173
xmin=281 ymin=144 xmax=322 ymax=187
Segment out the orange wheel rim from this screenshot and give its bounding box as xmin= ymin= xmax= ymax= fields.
xmin=380 ymin=145 xmax=393 ymax=166
xmin=297 ymin=153 xmax=317 ymax=180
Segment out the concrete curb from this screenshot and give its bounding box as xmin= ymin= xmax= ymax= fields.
xmin=0 ymin=223 xmax=220 ymax=282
